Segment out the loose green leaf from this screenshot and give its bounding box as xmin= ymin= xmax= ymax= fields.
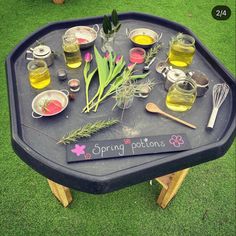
xmin=102 ymin=10 xmax=121 ymax=35
xmin=111 ymin=9 xmax=119 ymax=26
xmin=93 ymin=46 xmax=110 ymax=111
xmin=102 ymin=15 xmax=112 ymax=34
xmin=114 ymin=23 xmax=121 ymax=32
xmin=130 ymin=71 xmax=150 ymax=80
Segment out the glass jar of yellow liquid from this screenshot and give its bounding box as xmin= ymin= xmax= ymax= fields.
xmin=166 ymin=78 xmax=197 ymax=112
xmin=62 ymin=34 xmax=82 ymax=68
xmin=27 ymin=60 xmax=51 ymax=89
xmin=168 ymin=33 xmax=195 ymax=67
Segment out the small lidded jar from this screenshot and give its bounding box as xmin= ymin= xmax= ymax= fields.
xmin=166 ymin=78 xmax=197 ymax=112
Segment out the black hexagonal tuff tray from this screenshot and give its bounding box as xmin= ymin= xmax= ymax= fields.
xmin=6 ymin=12 xmax=236 ymax=194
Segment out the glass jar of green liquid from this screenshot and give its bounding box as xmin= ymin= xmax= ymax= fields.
xmin=166 ymin=78 xmax=197 ymax=112
xmin=62 ymin=34 xmax=82 ymax=68
xmin=168 ymin=33 xmax=195 ymax=67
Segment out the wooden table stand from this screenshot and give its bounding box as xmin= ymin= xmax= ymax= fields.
xmin=47 ymin=168 xmax=189 ymax=208
xmin=155 ymin=168 xmax=190 ymax=208
xmin=47 ymin=179 xmax=72 ymax=207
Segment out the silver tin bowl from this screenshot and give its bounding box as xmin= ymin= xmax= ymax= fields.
xmin=31 ymin=89 xmax=69 ymax=118
xmin=65 ymin=25 xmax=99 ymax=49
xmin=189 ymin=71 xmax=209 ymax=97
xmin=126 ymin=28 xmax=162 ymax=48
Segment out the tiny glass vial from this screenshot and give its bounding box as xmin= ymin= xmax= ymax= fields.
xmin=68 ymin=79 xmax=80 ymax=92
xmin=57 ymin=68 xmax=67 ymax=81
xmin=168 ymin=33 xmax=196 ymax=67
xmin=62 ymin=34 xmax=82 ymax=68
xmin=166 ymin=78 xmax=197 ymax=112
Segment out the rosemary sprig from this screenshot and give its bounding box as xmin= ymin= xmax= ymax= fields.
xmin=144 ymin=43 xmax=162 ymax=64
xmin=134 ymin=78 xmax=156 ymax=94
xmin=58 ymin=119 xmax=119 ymax=144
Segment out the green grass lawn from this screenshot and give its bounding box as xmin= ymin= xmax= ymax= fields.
xmin=0 ymin=0 xmax=235 ymax=235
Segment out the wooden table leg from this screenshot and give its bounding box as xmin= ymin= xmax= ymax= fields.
xmin=52 ymin=0 xmax=65 ymax=4
xmin=156 ymin=168 xmax=190 ymax=208
xmin=47 ymin=179 xmax=72 ymax=207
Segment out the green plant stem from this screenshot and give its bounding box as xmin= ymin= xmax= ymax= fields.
xmin=90 ymin=72 xmax=150 ymax=112
xmin=88 ymin=91 xmax=116 ymax=112
xmin=83 ymin=62 xmax=90 ymax=110
xmin=82 ymin=90 xmax=99 ymax=113
xmin=94 ymin=57 xmax=125 ymax=112
xmin=85 ymin=49 xmax=125 ymax=113
xmin=83 ymin=62 xmax=98 ymax=112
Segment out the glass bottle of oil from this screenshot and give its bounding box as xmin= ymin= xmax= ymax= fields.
xmin=168 ymin=33 xmax=195 ymax=67
xmin=27 ymin=60 xmax=51 ymax=89
xmin=62 ymin=34 xmax=82 ymax=68
xmin=166 ymin=78 xmax=197 ymax=112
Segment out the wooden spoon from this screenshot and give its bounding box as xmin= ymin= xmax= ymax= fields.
xmin=145 ymin=102 xmax=196 ymax=129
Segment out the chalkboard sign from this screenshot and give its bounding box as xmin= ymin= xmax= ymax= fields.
xmin=66 ymin=134 xmax=191 ymax=163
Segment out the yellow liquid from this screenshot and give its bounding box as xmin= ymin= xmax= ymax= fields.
xmin=166 ymin=88 xmax=196 ymax=112
xmin=168 ymin=42 xmax=195 ymax=67
xmin=132 ymin=35 xmax=154 ymax=45
xmin=29 ymin=68 xmax=51 ymax=89
xmin=63 ymin=44 xmax=82 ymax=68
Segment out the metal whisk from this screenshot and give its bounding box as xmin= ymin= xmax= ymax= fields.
xmin=207 ymin=83 xmax=230 ymax=129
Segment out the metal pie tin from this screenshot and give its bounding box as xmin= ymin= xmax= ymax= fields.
xmin=31 ymin=89 xmax=69 ymax=118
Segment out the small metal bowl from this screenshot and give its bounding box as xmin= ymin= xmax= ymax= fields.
xmin=126 ymin=28 xmax=162 ymax=48
xmin=65 ymin=25 xmax=99 ymax=49
xmin=32 ymin=89 xmax=69 ymax=118
xmin=189 ymin=71 xmax=209 ymax=97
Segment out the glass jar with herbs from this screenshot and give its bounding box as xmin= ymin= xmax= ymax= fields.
xmin=100 ymin=10 xmax=121 ymax=52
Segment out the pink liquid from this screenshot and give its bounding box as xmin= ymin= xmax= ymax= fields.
xmin=77 ymin=38 xmax=89 ymax=44
xmin=69 ymin=80 xmax=79 ymax=87
xmin=42 ymin=100 xmax=63 ymax=115
xmin=129 ymin=50 xmax=145 ymax=64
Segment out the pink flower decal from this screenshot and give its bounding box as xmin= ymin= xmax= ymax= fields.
xmin=84 ymin=52 xmax=93 ymax=62
xmin=84 ymin=153 xmax=92 ymax=160
xmin=169 ymin=135 xmax=184 ymax=147
xmin=71 ymin=144 xmax=86 ymax=156
xmin=124 ymin=138 xmax=131 ymax=145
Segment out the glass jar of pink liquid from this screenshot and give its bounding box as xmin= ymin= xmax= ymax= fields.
xmin=129 ymin=47 xmax=146 ymax=64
